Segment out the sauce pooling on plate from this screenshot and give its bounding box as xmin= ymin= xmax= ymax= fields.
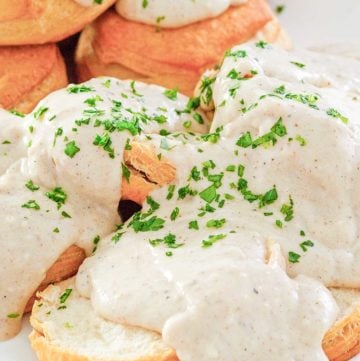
xmin=0 ymin=79 xmax=207 ymax=340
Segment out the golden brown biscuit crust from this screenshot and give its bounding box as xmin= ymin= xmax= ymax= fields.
xmin=24 ymin=246 xmax=86 ymax=313
xmin=323 ymin=304 xmax=360 ymax=361
xmin=29 ymin=284 xmax=360 ymax=361
xmin=76 ymin=0 xmax=275 ymax=95
xmin=0 ymin=0 xmax=116 ymax=45
xmin=0 ymin=44 xmax=68 ymax=113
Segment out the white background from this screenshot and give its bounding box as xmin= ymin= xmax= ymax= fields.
xmin=1 ymin=0 xmax=360 ymax=359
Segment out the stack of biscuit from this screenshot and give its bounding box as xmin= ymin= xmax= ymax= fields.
xmin=0 ymin=0 xmax=115 ymax=112
xmin=0 ymin=0 xmax=289 ymax=306
xmin=0 ymin=0 xmax=288 ymax=112
xmin=1 ymin=3 xmax=360 ymax=361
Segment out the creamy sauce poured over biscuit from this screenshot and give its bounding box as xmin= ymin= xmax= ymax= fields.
xmin=0 ymin=79 xmax=207 ymax=339
xmin=115 ymin=0 xmax=247 ymax=28
xmin=76 ymin=43 xmax=359 ymax=360
xmin=0 ymin=109 xmax=27 ymax=175
xmin=0 ymin=42 xmax=359 ymax=361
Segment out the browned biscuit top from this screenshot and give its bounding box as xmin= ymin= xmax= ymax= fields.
xmin=0 ymin=0 xmax=116 ymax=45
xmin=91 ymin=0 xmax=273 ymax=77
xmin=0 ymin=44 xmax=60 ymax=111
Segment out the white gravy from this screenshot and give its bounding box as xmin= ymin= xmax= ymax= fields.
xmin=114 ymin=0 xmax=247 ymax=28
xmin=76 ymin=43 xmax=360 ymax=361
xmin=0 ymin=43 xmax=359 ymax=361
xmin=0 ymin=109 xmax=27 ymax=175
xmin=0 ymin=78 xmax=207 ymax=340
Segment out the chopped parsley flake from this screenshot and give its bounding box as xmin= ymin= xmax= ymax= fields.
xmin=149 ymin=233 xmax=184 ymax=249
xmin=130 ymin=214 xmax=165 ymax=232
xmin=156 ymin=15 xmax=165 ymax=23
xmin=275 ymin=5 xmax=285 ymax=14
xmin=9 ymin=109 xmax=25 ymax=117
xmin=201 ymin=126 xmax=223 ymax=144
xmin=206 ymin=218 xmax=226 ymax=229
xmin=84 ymin=95 xmax=103 ymax=107
xmin=226 ymin=165 xmax=236 ymax=172
xmin=183 ymin=120 xmax=192 ymax=129
xmin=143 ymin=197 xmax=160 ymax=217
xmin=280 ymin=196 xmax=294 ymax=222
xmin=46 ymin=187 xmax=67 ymax=208
xmin=237 ymin=165 xmax=245 ymax=177
xmin=295 ymin=135 xmax=307 ymax=146
xmin=160 ymin=129 xmax=171 ymax=136
xmin=64 ymin=141 xmax=80 ymax=158
xmin=193 ymin=113 xmax=204 ymax=124
xmin=112 ymin=232 xmax=125 ymax=243
xmin=199 ymin=184 xmax=217 ymax=203
xmin=275 ymin=219 xmax=283 ymax=228
xmin=67 ymin=85 xmax=94 ymax=93
xmin=255 ymin=40 xmax=268 ymax=49
xmin=259 ymin=186 xmax=278 ymax=208
xmin=102 ymin=79 xmax=111 ymax=88
xmin=300 ymin=240 xmax=314 ymax=252
xmin=59 ymin=288 xmax=72 ymax=304
xmin=170 ymin=207 xmax=180 ymax=221
xmin=326 ymin=108 xmax=349 ymax=124
xmin=290 ymin=61 xmax=306 ymax=68
xmin=33 ymin=106 xmax=49 ymax=120
xmin=125 ymin=138 xmax=132 ymax=150
xmin=178 ymin=184 xmax=197 ymax=200
xmin=225 ymin=49 xmax=247 ymax=59
xmin=285 ymin=92 xmax=319 ymax=109
xmin=93 ymin=133 xmax=115 ymax=158
xmin=167 ymin=185 xmax=176 ymax=200
xmin=130 ymin=81 xmax=143 ymax=97
xmin=22 ymin=200 xmax=40 ymax=210
xmin=122 ymin=163 xmax=131 ymax=183
xmin=271 ymin=117 xmax=287 ymax=137
xmin=288 ymin=251 xmax=301 ymax=263
xmin=189 ymin=166 xmax=201 ymax=181
xmin=25 ymin=180 xmax=39 ymax=192
xmin=92 ymin=235 xmax=101 ymax=253
xmin=53 ymin=127 xmax=63 ymax=146
xmin=202 ymin=234 xmax=227 ymax=248
xmin=236 ymin=132 xmax=252 ymax=148
xmin=236 ymin=118 xmax=287 ymax=149
xmin=189 ymin=220 xmax=199 ymax=230
xmin=163 ymin=88 xmax=178 ymax=101
xmin=61 ymin=211 xmax=72 ymax=218
xmin=274 ymin=85 xmax=286 ymax=95
xmin=199 ymin=76 xmax=216 ymax=105
xmin=153 ymin=114 xmax=167 ymax=124
xmin=7 ymin=313 xmax=20 ymax=319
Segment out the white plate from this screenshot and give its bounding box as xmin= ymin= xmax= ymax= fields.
xmin=1 ymin=1 xmax=360 ymax=360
